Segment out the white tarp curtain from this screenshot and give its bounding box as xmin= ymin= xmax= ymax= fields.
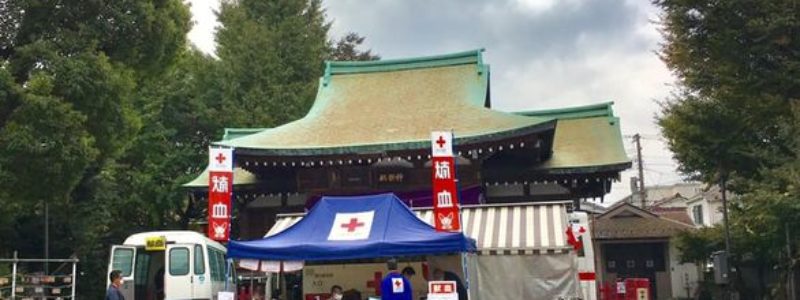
xmin=238 ymin=259 xmax=304 ymax=273
xmin=468 ymin=254 xmax=579 ymax=299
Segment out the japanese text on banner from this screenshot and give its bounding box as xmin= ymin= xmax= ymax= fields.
xmin=208 ymin=147 xmax=233 ymax=241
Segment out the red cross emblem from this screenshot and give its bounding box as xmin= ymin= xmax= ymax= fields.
xmin=341 ymin=218 xmax=365 ymax=232
xmin=215 ymin=153 xmax=227 ymax=164
xmin=366 ymin=272 xmax=382 ymax=295
xmin=435 ymin=135 xmax=447 ymax=148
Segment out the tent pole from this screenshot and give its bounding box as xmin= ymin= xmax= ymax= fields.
xmin=461 ymin=252 xmax=471 ymax=300
xmin=280 ymin=264 xmax=286 ymax=300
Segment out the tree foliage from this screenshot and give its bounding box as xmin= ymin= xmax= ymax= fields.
xmin=329 ymin=32 xmax=381 ymax=61
xmin=0 ymin=0 xmax=379 ymax=297
xmin=656 ymin=0 xmax=800 ymax=297
xmin=0 ymin=0 xmax=191 ymax=297
xmin=215 ymin=0 xmax=330 ymax=128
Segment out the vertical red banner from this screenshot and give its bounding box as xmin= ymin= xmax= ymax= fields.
xmin=431 ymin=131 xmax=461 ymax=232
xmin=208 ymin=148 xmax=233 ymax=241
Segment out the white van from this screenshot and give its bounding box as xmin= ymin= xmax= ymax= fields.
xmin=107 ymin=231 xmax=235 ymax=300
xmin=569 ymin=211 xmax=598 ymax=300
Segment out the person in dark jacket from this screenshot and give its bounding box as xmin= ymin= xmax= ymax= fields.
xmin=432 ymin=268 xmax=467 ymax=300
xmin=106 ymin=270 xmax=125 ymax=300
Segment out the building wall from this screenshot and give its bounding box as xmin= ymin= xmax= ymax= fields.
xmin=669 ymin=242 xmax=700 ymax=299
xmin=687 ymin=197 xmax=724 ymax=227
xmin=707 ymin=200 xmax=723 ymax=226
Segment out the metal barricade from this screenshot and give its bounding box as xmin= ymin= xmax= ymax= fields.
xmin=0 ymin=252 xmax=79 ymax=300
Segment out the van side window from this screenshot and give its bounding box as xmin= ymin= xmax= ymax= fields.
xmin=112 ymin=248 xmax=134 ymax=277
xmin=216 ymin=250 xmax=226 ymax=281
xmin=208 ymin=246 xmax=221 ymax=281
xmin=194 ymin=245 xmax=205 ymax=275
xmin=169 ymin=247 xmax=190 ymax=276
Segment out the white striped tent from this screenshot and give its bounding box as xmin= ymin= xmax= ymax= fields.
xmin=265 ymin=202 xmax=572 ymax=255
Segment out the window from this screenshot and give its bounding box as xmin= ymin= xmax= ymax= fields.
xmin=208 ymin=246 xmax=219 ymax=280
xmin=208 ymin=247 xmax=226 ymax=281
xmin=194 ymin=245 xmax=205 ymax=275
xmin=216 ymin=250 xmax=226 ymax=281
xmin=112 ymin=248 xmax=135 ymax=277
xmin=692 ymin=205 xmax=704 ymax=225
xmin=169 ymin=248 xmax=190 ymax=276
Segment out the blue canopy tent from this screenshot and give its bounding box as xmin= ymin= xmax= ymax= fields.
xmin=227 ymin=193 xmax=476 ymax=261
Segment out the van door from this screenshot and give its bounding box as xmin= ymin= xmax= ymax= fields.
xmin=108 ymin=245 xmax=136 ymax=300
xmin=165 ymin=244 xmax=194 ymax=299
xmin=191 ymin=244 xmax=210 ymax=298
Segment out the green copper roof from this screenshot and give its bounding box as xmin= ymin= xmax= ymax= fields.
xmin=182 ymin=128 xmax=266 ymax=189
xmin=515 ymin=102 xmax=631 ymax=172
xmin=223 ymin=128 xmax=269 ymax=141
xmin=517 ymin=101 xmax=615 ymax=120
xmin=217 ymin=50 xmax=554 ymax=156
xmin=182 ymin=166 xmax=259 ymax=189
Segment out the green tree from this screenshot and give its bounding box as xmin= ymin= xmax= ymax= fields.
xmin=329 ymin=32 xmax=381 ymax=61
xmin=215 ymin=0 xmax=331 ymax=128
xmin=0 ymin=0 xmax=190 ymax=297
xmin=655 ymin=0 xmax=800 ymax=297
xmin=656 ymin=0 xmax=799 ymax=185
xmin=113 ymin=49 xmax=221 ymax=235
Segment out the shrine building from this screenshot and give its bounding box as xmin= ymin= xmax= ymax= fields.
xmin=183 ymin=49 xmax=631 ymax=240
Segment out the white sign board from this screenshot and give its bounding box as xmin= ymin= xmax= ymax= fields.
xmin=218 ymin=291 xmax=235 ymax=300
xmin=427 ymin=281 xmax=458 ymax=300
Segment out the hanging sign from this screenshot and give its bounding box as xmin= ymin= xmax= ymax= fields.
xmin=431 ymin=131 xmax=461 ymax=232
xmin=208 ymin=147 xmax=234 ymax=241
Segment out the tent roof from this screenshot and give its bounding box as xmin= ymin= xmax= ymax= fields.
xmin=216 ymin=49 xmax=555 ymax=156
xmin=269 ymin=202 xmax=573 ymax=255
xmin=227 ymin=194 xmax=477 ymax=261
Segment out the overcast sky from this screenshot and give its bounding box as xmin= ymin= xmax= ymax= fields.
xmin=186 ymin=0 xmax=686 ymax=204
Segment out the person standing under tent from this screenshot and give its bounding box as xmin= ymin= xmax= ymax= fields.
xmin=327 ymin=285 xmax=344 ymax=300
xmin=432 ymin=268 xmax=467 ymax=300
xmin=380 ymin=259 xmax=412 ymax=300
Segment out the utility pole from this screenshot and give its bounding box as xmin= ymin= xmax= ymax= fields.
xmin=721 ymin=175 xmax=732 ymax=298
xmin=633 ymin=134 xmax=646 ymax=208
xmin=787 ymin=223 xmax=796 ymax=300
xmin=44 ymin=201 xmax=49 ymax=275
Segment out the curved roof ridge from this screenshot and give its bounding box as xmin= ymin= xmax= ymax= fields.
xmin=325 ymin=48 xmax=485 ymax=76
xmin=515 ymin=101 xmax=615 ymax=120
